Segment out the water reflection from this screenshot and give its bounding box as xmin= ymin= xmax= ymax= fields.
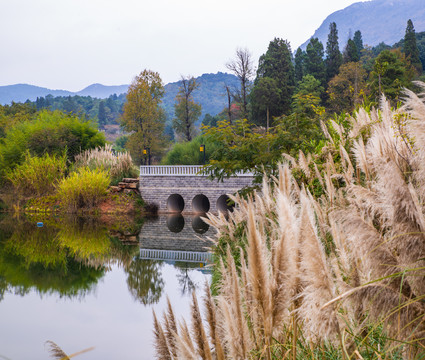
xmin=0 ymin=213 xmax=215 ymax=359
xmin=192 ymin=215 xmax=210 ymax=234
xmin=166 ymin=214 xmax=185 ymax=233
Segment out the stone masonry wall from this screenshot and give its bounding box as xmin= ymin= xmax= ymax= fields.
xmin=139 ymin=175 xmax=254 ymax=214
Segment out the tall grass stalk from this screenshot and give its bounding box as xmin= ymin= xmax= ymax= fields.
xmin=154 ymin=85 xmax=425 ymax=359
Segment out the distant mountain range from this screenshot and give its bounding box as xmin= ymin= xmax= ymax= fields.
xmin=0 ymin=73 xmax=239 ymax=120
xmin=0 ymin=83 xmax=129 ymax=105
xmin=300 ymin=0 xmax=425 ymax=50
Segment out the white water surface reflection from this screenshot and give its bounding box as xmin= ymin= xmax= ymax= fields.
xmin=0 ymin=215 xmax=213 ymax=360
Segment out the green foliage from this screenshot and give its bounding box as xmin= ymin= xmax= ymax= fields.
xmin=114 ymin=135 xmax=129 ymax=152
xmin=33 ymin=93 xmax=126 ymax=126
xmin=343 ymin=39 xmax=360 ymax=63
xmin=0 ymin=110 xmax=105 ymax=178
xmin=252 ymin=38 xmax=295 ymax=120
xmin=161 ymin=135 xmax=219 ymax=165
xmin=353 ymin=30 xmax=364 ymax=55
xmin=325 ymin=22 xmax=342 ymax=82
xmin=56 ymin=168 xmax=110 ymax=212
xmin=370 ymin=49 xmax=415 ymax=101
xmin=294 ymin=47 xmax=306 ymax=83
xmin=305 ymin=37 xmax=326 ymax=87
xmin=404 ymin=19 xmax=422 ymax=74
xmin=249 ymin=77 xmax=281 ymax=127
xmin=7 ymin=151 xmax=67 ymax=196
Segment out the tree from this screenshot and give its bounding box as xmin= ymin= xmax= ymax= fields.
xmin=305 ymin=38 xmax=326 ymax=88
xmin=294 ymin=48 xmax=306 ymax=83
xmin=120 ymin=69 xmax=166 ymax=163
xmin=98 ymin=101 xmax=107 ymax=127
xmin=172 ymin=76 xmax=202 ymax=142
xmin=325 ymin=22 xmax=342 ymax=83
xmin=370 ymin=49 xmax=415 ymax=102
xmin=292 ymin=75 xmax=323 ymax=116
xmin=327 ymin=62 xmax=368 ymax=113
xmin=226 ymin=48 xmax=254 ymax=119
xmin=250 ymin=77 xmax=281 ymax=130
xmin=252 ymin=38 xmax=295 ymax=120
xmin=404 ymin=19 xmax=422 ymax=74
xmin=343 ymin=39 xmax=360 ymax=63
xmin=353 ymin=30 xmax=364 ymax=57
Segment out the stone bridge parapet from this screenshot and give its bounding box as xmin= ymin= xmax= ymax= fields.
xmin=139 ymin=165 xmax=254 ymax=214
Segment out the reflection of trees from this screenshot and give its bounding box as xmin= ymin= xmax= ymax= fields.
xmin=174 ymin=262 xmax=200 ymax=296
xmin=125 ymin=259 xmax=164 ymax=305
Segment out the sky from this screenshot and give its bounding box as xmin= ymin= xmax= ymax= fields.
xmin=0 ymin=0 xmax=364 ymax=91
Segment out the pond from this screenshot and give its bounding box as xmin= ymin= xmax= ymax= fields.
xmin=0 ymin=213 xmax=215 ymax=359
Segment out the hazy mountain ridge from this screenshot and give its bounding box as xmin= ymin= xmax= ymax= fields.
xmin=300 ymin=0 xmax=425 ymax=50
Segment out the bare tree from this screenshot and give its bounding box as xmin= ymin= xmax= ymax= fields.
xmin=226 ymin=48 xmax=255 ymax=119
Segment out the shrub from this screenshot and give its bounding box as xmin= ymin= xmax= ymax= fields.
xmin=6 ymin=151 xmax=67 ymax=196
xmin=73 ymin=144 xmax=138 ymax=185
xmin=0 ymin=110 xmax=105 ymax=178
xmin=56 ymin=168 xmax=110 ymax=212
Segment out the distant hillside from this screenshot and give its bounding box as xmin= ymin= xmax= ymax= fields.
xmin=162 ymin=72 xmax=239 ymax=123
xmin=76 ymin=83 xmax=129 ymax=98
xmin=0 ymin=83 xmax=129 ymax=105
xmin=0 ymin=84 xmax=73 ymax=105
xmin=300 ymin=0 xmax=425 ymax=50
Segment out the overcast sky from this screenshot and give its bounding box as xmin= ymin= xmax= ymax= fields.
xmin=0 ymin=0 xmax=364 ymax=91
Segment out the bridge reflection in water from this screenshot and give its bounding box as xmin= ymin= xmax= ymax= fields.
xmin=138 ymin=215 xmax=215 ymax=271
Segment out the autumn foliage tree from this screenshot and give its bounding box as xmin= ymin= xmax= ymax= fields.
xmin=120 ymin=69 xmax=166 ymax=163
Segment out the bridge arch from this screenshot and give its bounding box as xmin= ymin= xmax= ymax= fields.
xmin=167 ymin=194 xmax=185 ymax=213
xmin=217 ymin=194 xmax=235 ymax=213
xmin=192 ymin=194 xmax=210 ymax=213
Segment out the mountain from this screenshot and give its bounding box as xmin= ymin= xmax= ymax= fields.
xmin=300 ymin=0 xmax=425 ymax=50
xmin=0 ymin=84 xmax=73 ymax=105
xmin=76 ymin=83 xmax=129 ymax=98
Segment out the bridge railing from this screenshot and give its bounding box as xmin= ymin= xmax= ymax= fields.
xmin=140 ymin=165 xmax=253 ymax=177
xmin=139 ymin=248 xmax=213 ymax=263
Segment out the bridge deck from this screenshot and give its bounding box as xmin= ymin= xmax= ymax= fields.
xmin=140 ymin=165 xmax=253 ymax=177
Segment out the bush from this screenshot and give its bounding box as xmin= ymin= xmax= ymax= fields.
xmin=0 ymin=110 xmax=105 ymax=178
xmin=56 ymin=168 xmax=110 ymax=212
xmin=73 ymin=144 xmax=138 ymax=185
xmin=161 ymin=135 xmax=219 ymax=165
xmin=6 ymin=151 xmax=67 ymax=196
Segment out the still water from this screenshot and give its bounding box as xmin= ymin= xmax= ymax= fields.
xmin=0 ymin=213 xmax=215 ymax=359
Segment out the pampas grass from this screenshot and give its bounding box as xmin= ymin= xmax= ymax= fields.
xmin=74 ymin=144 xmax=138 ymax=185
xmin=154 ymin=84 xmax=425 ymax=359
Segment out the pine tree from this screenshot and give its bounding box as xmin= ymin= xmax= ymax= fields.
xmin=353 ymin=30 xmax=364 ymax=58
xmin=343 ymin=39 xmax=359 ymax=63
xmin=305 ymin=38 xmax=326 ymax=88
xmin=98 ymin=101 xmax=107 ymax=127
xmin=325 ymin=22 xmax=342 ymax=83
xmin=404 ymin=19 xmax=422 ymax=74
xmin=252 ymin=38 xmax=295 ymax=119
xmin=294 ymin=48 xmax=306 ymax=83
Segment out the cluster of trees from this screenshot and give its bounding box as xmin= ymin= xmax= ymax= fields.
xmin=31 ymin=93 xmax=126 ymax=127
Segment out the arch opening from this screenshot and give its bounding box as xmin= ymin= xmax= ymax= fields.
xmin=192 ymin=194 xmax=210 ymax=213
xmin=166 ymin=214 xmax=185 ymax=233
xmin=167 ymin=194 xmax=185 ymax=213
xmin=217 ymin=194 xmax=235 ymax=213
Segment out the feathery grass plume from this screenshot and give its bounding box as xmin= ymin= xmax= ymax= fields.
xmin=176 ymin=319 xmax=197 ymax=359
xmin=297 ymin=192 xmax=340 ymax=341
xmin=352 ymin=137 xmax=371 ymax=181
xmin=165 ymin=296 xmax=179 ymax=358
xmin=298 ymin=150 xmax=311 ymax=179
xmin=190 ymin=291 xmax=213 ymax=360
xmin=74 ymin=144 xmax=138 ymax=185
xmin=153 ymin=310 xmax=172 ymax=360
xmin=45 ymin=341 xmax=70 ymax=360
xmin=203 ymin=282 xmax=225 ymax=360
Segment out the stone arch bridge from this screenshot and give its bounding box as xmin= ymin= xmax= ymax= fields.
xmin=139 ymin=165 xmax=254 ymax=214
